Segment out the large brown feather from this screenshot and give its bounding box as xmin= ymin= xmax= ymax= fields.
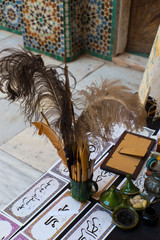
xmin=75 ymin=80 xmax=146 ymax=145
xmin=0 ymin=49 xmax=147 ymax=179
xmin=32 ymin=122 xmax=67 ymax=166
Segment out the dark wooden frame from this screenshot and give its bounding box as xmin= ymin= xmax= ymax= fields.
xmin=100 ymin=131 xmax=156 ymax=179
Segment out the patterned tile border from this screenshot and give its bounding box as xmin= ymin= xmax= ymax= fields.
xmin=0 ymin=0 xmax=118 ymax=62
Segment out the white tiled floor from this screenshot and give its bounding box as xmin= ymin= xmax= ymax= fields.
xmin=0 ymin=30 xmax=147 ymax=210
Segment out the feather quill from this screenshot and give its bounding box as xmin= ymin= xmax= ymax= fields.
xmin=0 ymin=48 xmax=147 ymax=180
xmin=0 ymin=48 xmax=76 ymax=143
xmin=74 ymin=80 xmax=146 ymax=145
xmin=32 ymin=121 xmax=67 ymax=166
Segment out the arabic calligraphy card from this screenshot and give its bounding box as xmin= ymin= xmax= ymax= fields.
xmin=0 ymin=212 xmax=21 ymax=240
xmin=92 ymin=156 xmax=119 ymax=200
xmin=22 ymin=189 xmax=90 ymax=240
xmin=48 ymin=140 xmax=113 ymax=183
xmin=48 ymin=143 xmax=114 ymax=184
xmin=2 ymin=172 xmax=68 ymax=225
xmin=12 ymin=233 xmax=32 ymax=240
xmin=48 ymin=159 xmax=70 ymax=182
xmin=62 ymin=203 xmax=115 ymax=240
xmin=88 ymin=137 xmax=113 ymax=161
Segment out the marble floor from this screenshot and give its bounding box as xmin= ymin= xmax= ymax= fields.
xmin=0 ymin=30 xmax=148 ymax=210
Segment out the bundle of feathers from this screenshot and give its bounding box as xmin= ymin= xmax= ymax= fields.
xmin=0 ymin=48 xmax=146 ymax=179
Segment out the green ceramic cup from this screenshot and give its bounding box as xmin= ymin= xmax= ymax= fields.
xmin=70 ymin=177 xmax=98 ymax=202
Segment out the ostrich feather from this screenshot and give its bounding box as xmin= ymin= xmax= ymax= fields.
xmin=0 ymin=48 xmax=76 ymax=148
xmin=74 ymin=80 xmax=146 ymax=144
xmin=0 ymin=48 xmax=147 ymax=180
xmin=0 ymin=48 xmax=44 ymax=100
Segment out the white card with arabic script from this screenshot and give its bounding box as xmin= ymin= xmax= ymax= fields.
xmin=3 ymin=172 xmax=68 ymax=224
xmin=92 ymin=155 xmax=119 ymax=200
xmin=22 ymin=189 xmax=90 ymax=240
xmin=48 ymin=159 xmax=70 ymax=182
xmin=0 ymin=212 xmax=21 ymax=240
xmin=48 ymin=142 xmax=113 ymax=182
xmin=12 ymin=233 xmax=32 ymax=240
xmin=62 ymin=203 xmax=115 ymax=240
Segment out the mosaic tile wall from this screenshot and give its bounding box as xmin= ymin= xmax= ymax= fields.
xmin=70 ymin=0 xmax=117 ymax=61
xmin=0 ymin=0 xmax=22 ymax=35
xmin=21 ymin=0 xmax=66 ymax=61
xmin=0 ymin=0 xmax=117 ymax=62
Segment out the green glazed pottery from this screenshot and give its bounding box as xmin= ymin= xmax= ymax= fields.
xmin=127 ymin=193 xmax=150 ymax=211
xmin=112 ymin=206 xmax=139 ymax=230
xmin=120 ymin=174 xmax=139 ymax=195
xmin=100 ymin=186 xmax=122 ymax=211
xmin=70 ymin=177 xmax=98 ymax=202
xmin=120 ymin=194 xmax=129 ymax=207
xmin=112 ymin=192 xmax=139 ymax=230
